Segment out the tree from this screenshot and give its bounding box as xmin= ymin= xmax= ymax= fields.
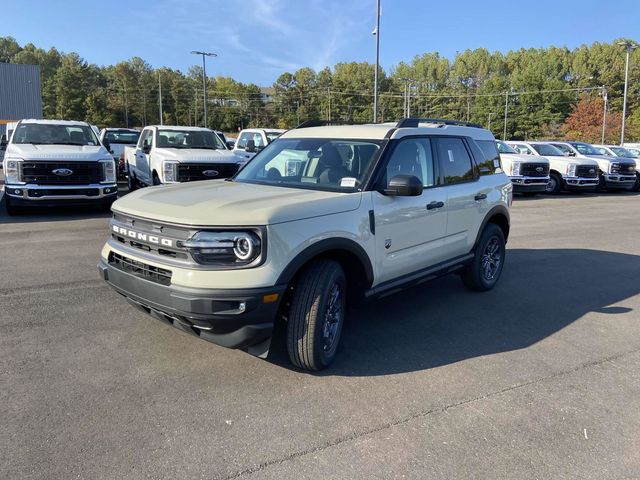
xmin=561 ymin=96 xmax=621 ymax=143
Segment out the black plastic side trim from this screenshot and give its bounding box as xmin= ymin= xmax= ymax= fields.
xmin=365 ymin=253 xmax=474 ymax=299
xmin=276 ymin=238 xmax=374 ymax=287
xmin=474 ymin=205 xmax=510 ymax=247
xmin=368 ymin=210 xmax=375 ymax=235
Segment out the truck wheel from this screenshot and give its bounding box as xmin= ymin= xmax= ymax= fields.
xmin=286 ymin=259 xmax=347 ymax=371
xmin=545 ymin=173 xmax=562 ymax=195
xmin=631 ymin=173 xmax=640 ymax=192
xmin=595 ymin=174 xmax=606 ymax=192
xmin=3 ymin=195 xmax=20 ymax=216
xmin=152 ymin=172 xmax=161 ymax=186
xmin=127 ymin=165 xmax=137 ymax=192
xmin=461 ymin=224 xmax=506 ymax=292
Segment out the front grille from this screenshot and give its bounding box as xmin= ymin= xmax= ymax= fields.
xmin=22 ymin=161 xmax=104 ymax=185
xmin=28 ymin=188 xmax=99 ymax=197
xmin=612 ymin=163 xmax=636 ymax=174
xmin=108 ymin=252 xmax=172 ymax=286
xmin=176 ymin=163 xmax=239 ymax=182
xmin=520 ymin=163 xmax=549 ymax=177
xmin=576 ymin=165 xmax=598 ymax=178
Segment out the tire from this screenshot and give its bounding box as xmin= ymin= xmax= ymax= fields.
xmin=126 ymin=165 xmax=137 ymax=192
xmin=631 ymin=173 xmax=640 ymax=192
xmin=461 ymin=224 xmax=506 ymax=292
xmin=520 ymin=191 xmax=537 ymax=197
xmin=545 ymin=173 xmax=562 ymax=195
xmin=286 ymin=259 xmax=347 ymax=371
xmin=4 ymin=195 xmax=20 ymax=216
xmin=152 ymin=172 xmax=161 ymax=186
xmin=99 ymin=199 xmax=115 ymax=213
xmin=595 ymin=173 xmax=606 ymax=192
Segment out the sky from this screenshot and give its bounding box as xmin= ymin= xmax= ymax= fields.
xmin=3 ymin=0 xmax=640 ymax=86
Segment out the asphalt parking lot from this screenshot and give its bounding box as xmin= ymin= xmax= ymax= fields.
xmin=1 ymin=179 xmax=640 ymax=479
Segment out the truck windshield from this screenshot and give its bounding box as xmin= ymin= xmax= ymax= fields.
xmin=234 ymin=138 xmax=382 ymax=192
xmin=610 ymin=147 xmax=636 ymax=158
xmin=157 ymin=129 xmax=225 ymax=149
xmin=571 ymin=143 xmax=600 ymax=156
xmin=531 ymin=144 xmax=565 ymax=156
xmin=13 ymin=123 xmax=100 ymax=146
xmin=104 ymin=130 xmax=140 ymax=144
xmin=495 ymin=141 xmax=517 ymax=154
xmin=265 ymin=131 xmax=283 ymax=143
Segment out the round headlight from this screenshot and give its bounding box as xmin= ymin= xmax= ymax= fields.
xmin=233 ymin=234 xmax=255 ymax=260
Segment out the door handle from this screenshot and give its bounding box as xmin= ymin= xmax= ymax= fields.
xmin=474 ymin=193 xmax=487 ymax=201
xmin=426 ymin=201 xmax=445 ymax=210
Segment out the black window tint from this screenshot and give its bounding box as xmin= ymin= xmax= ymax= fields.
xmin=237 ymin=132 xmax=251 ymax=149
xmin=474 ymin=140 xmax=499 ymax=176
xmin=435 ymin=137 xmax=476 ymax=184
xmin=383 ymin=138 xmax=435 ymax=187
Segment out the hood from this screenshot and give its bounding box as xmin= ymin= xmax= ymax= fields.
xmin=500 ymin=153 xmax=549 ymax=163
xmin=6 ymin=143 xmax=111 ymax=161
xmin=154 ymin=148 xmax=240 ymax=163
xmin=112 ymin=180 xmax=362 ymax=226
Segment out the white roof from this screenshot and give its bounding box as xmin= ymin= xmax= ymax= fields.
xmin=240 ymin=128 xmax=287 ymax=134
xmin=282 ymin=122 xmax=495 ymax=141
xmin=149 ymin=125 xmax=214 ymax=132
xmin=19 ymin=119 xmax=91 ymax=127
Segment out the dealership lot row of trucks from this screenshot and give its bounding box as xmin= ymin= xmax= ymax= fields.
xmin=1 ymin=117 xmax=639 ymax=370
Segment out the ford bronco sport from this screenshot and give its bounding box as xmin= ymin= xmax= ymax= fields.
xmin=98 ymin=118 xmax=512 ymax=371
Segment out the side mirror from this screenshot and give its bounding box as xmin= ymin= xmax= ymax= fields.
xmin=568 ymin=151 xmax=576 ymax=157
xmin=384 ymin=175 xmax=423 ymax=196
xmin=142 ymin=142 xmax=151 ymax=154
xmin=103 ymin=140 xmax=112 ymax=154
xmin=245 ymin=139 xmax=256 ymax=153
xmin=226 ymin=140 xmax=235 ymax=149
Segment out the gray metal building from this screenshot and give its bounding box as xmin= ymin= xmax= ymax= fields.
xmin=0 ymin=63 xmax=43 ymax=136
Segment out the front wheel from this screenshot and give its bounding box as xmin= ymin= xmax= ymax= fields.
xmin=545 ymin=173 xmax=562 ymax=195
xmin=286 ymin=259 xmax=347 ymax=371
xmin=126 ymin=165 xmax=137 ymax=192
xmin=3 ymin=195 xmax=21 ymax=216
xmin=461 ymin=224 xmax=506 ymax=292
xmin=631 ymin=173 xmax=640 ymax=192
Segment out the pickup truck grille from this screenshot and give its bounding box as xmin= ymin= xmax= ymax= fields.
xmin=576 ymin=165 xmax=598 ymax=178
xmin=612 ymin=163 xmax=636 ymax=174
xmin=520 ymin=163 xmax=549 ymax=177
xmin=21 ymin=161 xmax=103 ymax=185
xmin=108 ymin=252 xmax=172 ymax=286
xmin=176 ymin=163 xmax=239 ymax=182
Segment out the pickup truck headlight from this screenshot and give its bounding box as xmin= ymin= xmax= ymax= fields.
xmin=4 ymin=159 xmax=24 ymax=184
xmin=566 ymin=163 xmax=577 ymax=176
xmin=181 ymin=230 xmax=262 ymax=266
xmin=100 ymin=158 xmax=116 ymax=184
xmin=610 ymin=162 xmax=620 ymax=174
xmin=510 ymin=162 xmax=521 ymax=176
xmin=163 ymin=161 xmax=179 ymax=183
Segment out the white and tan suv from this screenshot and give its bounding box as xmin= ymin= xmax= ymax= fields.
xmin=98 ymin=118 xmax=512 ymax=370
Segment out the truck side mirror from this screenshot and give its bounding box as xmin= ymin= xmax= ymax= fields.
xmin=245 ymin=139 xmax=256 ymax=153
xmin=142 ymin=141 xmax=151 ymax=154
xmin=103 ymin=140 xmax=113 ymax=154
xmin=226 ymin=140 xmax=235 ymax=149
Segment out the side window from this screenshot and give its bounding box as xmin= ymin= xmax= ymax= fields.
xmin=474 ymin=140 xmax=499 ymax=175
xmin=253 ymin=133 xmax=265 ymax=148
xmin=434 ymin=137 xmax=476 ymax=185
xmin=236 ymin=132 xmax=251 ymax=149
xmin=138 ymin=129 xmax=152 ymax=149
xmin=383 ymin=138 xmax=435 ymax=188
xmin=552 ymin=143 xmax=570 ymax=154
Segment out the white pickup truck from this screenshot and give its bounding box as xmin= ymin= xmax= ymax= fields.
xmin=99 ymin=128 xmax=140 ymax=178
xmin=1 ymin=119 xmax=117 ymax=214
xmin=232 ymin=128 xmax=286 ymax=160
xmin=124 ymin=126 xmax=242 ymax=190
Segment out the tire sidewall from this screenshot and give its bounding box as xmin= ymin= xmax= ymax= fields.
xmin=476 ymin=225 xmax=506 ymax=290
xmin=313 ymin=266 xmax=347 ymax=367
xmin=546 ymin=173 xmax=561 ymax=194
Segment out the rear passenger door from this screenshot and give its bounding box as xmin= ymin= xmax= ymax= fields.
xmin=433 ymin=137 xmax=487 ymax=258
xmin=373 ymin=137 xmax=449 ymax=284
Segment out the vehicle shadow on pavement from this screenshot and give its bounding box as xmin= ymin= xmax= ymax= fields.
xmin=270 ymin=248 xmax=640 ymax=376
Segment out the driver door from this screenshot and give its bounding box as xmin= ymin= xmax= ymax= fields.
xmin=135 ymin=129 xmax=153 ymax=184
xmin=372 ymin=137 xmax=449 ymax=285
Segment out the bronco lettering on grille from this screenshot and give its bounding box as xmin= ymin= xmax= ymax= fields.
xmin=112 ymin=225 xmax=173 ymax=247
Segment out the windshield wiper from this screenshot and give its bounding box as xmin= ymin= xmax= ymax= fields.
xmin=185 ymin=146 xmax=217 ymax=150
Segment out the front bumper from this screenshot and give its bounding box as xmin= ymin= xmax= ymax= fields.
xmin=510 ymin=176 xmax=549 ymax=193
xmin=603 ymin=174 xmax=636 ymax=189
xmin=562 ymin=176 xmax=599 ymax=190
xmin=98 ymin=260 xmax=287 ymax=350
xmin=4 ymin=183 xmax=118 ymax=206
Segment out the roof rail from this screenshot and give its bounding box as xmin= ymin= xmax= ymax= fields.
xmin=295 ymin=120 xmax=371 ymax=129
xmin=396 ymin=118 xmax=483 ymax=129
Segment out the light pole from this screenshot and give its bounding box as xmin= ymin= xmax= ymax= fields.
xmin=372 ymin=0 xmax=381 ymax=123
xmin=601 ymin=85 xmax=608 ymax=144
xmin=190 ymin=50 xmax=217 ymax=128
xmin=618 ymin=41 xmax=637 ymax=145
xmin=503 ymin=91 xmax=509 ymax=140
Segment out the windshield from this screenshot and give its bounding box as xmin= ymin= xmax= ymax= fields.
xmin=610 ymin=147 xmax=636 ymax=158
xmin=532 ymin=144 xmax=565 ymax=156
xmin=495 ymin=141 xmax=517 ymax=154
xmin=234 ymin=138 xmax=382 ymax=191
xmin=13 ymin=123 xmax=100 ymax=146
xmin=571 ymin=143 xmax=600 ymax=155
xmin=157 ymin=129 xmax=225 ymax=149
xmin=104 ymin=130 xmax=140 ymax=144
xmin=266 ymin=131 xmax=283 ymax=143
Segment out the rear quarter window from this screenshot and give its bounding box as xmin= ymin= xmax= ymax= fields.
xmin=473 ymin=140 xmax=501 ymax=176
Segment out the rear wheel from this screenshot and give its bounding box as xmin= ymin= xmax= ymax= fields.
xmin=286 ymin=259 xmax=347 ymax=371
xmin=461 ymin=224 xmax=506 ymax=292
xmin=545 ymin=173 xmax=562 ymax=195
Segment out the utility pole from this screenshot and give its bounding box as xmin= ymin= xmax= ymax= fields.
xmin=327 ymin=88 xmax=332 ymax=121
xmin=296 ymin=101 xmax=300 ymax=125
xmin=488 ymin=112 xmax=493 ymax=130
xmin=372 ymin=0 xmax=381 ymax=123
xmin=190 ymin=50 xmax=217 ymax=128
xmin=601 ymin=85 xmax=608 ymax=144
xmin=466 ymin=95 xmax=471 ymax=122
xmin=123 ymin=84 xmax=129 ymax=128
xmin=158 ymin=73 xmax=163 ymax=125
xmin=618 ymin=41 xmax=637 ymax=145
xmin=503 ymin=91 xmax=509 ymax=140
